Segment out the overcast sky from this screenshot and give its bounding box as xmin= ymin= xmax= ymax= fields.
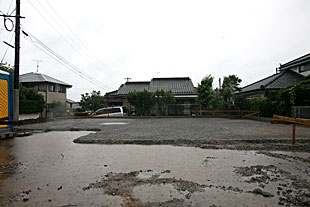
xmin=0 ymin=0 xmax=309 ymax=101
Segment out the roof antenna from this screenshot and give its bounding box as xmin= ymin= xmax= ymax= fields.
xmin=156 ymin=72 xmax=160 ymax=78
xmin=124 ymin=77 xmax=131 ymax=82
xmin=33 ymin=59 xmax=42 ymax=73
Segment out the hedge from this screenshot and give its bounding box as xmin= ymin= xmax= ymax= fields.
xmin=20 ymin=100 xmax=44 ymax=114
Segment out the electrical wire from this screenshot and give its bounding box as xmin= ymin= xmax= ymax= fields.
xmin=1 ymin=31 xmax=14 ymax=62
xmin=22 ymin=27 xmax=114 ymax=90
xmin=4 ymin=17 xmax=13 ymax=31
xmin=43 ymin=0 xmax=113 ymax=73
xmin=28 ymin=0 xmax=115 ymax=79
xmin=7 ymin=0 xmax=13 ymax=14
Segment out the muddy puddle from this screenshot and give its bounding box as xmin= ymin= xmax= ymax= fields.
xmin=0 ymin=131 xmax=309 ymax=206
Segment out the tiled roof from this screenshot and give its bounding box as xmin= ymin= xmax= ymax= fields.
xmin=117 ymin=82 xmax=150 ymax=95
xmin=66 ymin=99 xmax=79 ymax=104
xmin=238 ymin=70 xmax=306 ymax=94
xmin=109 ymin=77 xmax=196 ymax=96
xmin=149 ymin=77 xmax=195 ymax=93
xmin=105 ymin=90 xmax=118 ymax=96
xmin=20 ymin=72 xmax=72 ymax=87
xmin=280 ymin=52 xmax=310 ymax=70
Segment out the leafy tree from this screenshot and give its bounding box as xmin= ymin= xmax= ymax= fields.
xmin=233 ymin=94 xmax=250 ymax=110
xmin=208 ymin=92 xmax=225 ymax=110
xmin=19 ymin=84 xmax=45 ymax=114
xmin=0 ymin=62 xmax=14 ymax=73
xmin=196 ymin=75 xmax=215 ymax=108
xmin=127 ymin=90 xmax=156 ymax=116
xmin=154 ymin=90 xmax=175 ymax=115
xmin=278 ymin=80 xmax=310 ymax=116
xmin=80 ymin=90 xmax=107 ymax=112
xmin=221 ymin=75 xmax=242 ymax=109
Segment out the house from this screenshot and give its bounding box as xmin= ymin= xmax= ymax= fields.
xmin=66 ymin=99 xmax=80 ymax=111
xmin=20 ymin=72 xmax=72 ymax=117
xmin=278 ymin=52 xmax=310 ymax=77
xmin=237 ymin=70 xmax=306 ymax=98
xmin=105 ymin=77 xmax=197 ymax=115
xmin=237 ymin=53 xmax=309 ymax=99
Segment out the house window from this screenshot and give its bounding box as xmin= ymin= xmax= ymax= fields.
xmin=300 ymin=62 xmax=310 ymax=72
xmin=48 ymin=84 xmax=56 ymax=92
xmin=58 ymin=85 xmax=66 ymax=93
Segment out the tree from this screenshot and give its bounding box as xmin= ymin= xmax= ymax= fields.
xmin=154 ymin=90 xmax=175 ymax=115
xmin=279 ymin=79 xmax=310 ymax=116
xmin=220 ymin=75 xmax=242 ymax=109
xmin=196 ymin=75 xmax=215 ymax=108
xmin=0 ymin=62 xmax=14 ymax=73
xmin=80 ymin=90 xmax=106 ymax=112
xmin=19 ymin=84 xmax=45 ymax=114
xmin=127 ymin=90 xmax=156 ymax=116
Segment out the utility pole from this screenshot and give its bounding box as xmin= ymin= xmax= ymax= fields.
xmin=33 ymin=59 xmax=42 ymax=72
xmin=13 ymin=0 xmax=21 ymax=121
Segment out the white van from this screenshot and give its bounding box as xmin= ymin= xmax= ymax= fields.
xmin=93 ymin=106 xmax=128 ymax=117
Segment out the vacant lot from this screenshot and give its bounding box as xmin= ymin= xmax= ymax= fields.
xmin=16 ymin=117 xmax=310 ymax=152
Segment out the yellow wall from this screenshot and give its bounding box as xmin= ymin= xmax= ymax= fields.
xmin=0 ymin=79 xmax=8 ymax=128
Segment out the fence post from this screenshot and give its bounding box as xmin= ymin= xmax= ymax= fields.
xmin=292 ymin=124 xmax=296 ymax=144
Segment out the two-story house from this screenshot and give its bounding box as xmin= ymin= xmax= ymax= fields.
xmin=20 ymin=72 xmax=72 ymax=117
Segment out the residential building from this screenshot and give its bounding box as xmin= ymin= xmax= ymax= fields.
xmin=237 ymin=70 xmax=306 ymax=98
xmin=237 ymin=53 xmax=309 ymax=98
xmin=66 ymin=99 xmax=80 ymax=111
xmin=279 ymin=53 xmax=310 ymax=77
xmin=20 ymin=72 xmax=72 ymax=117
xmin=105 ymin=77 xmax=197 ymax=115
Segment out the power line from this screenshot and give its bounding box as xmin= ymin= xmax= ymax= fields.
xmin=25 ymin=36 xmax=110 ymax=90
xmin=22 ymin=28 xmax=114 ymax=90
xmin=27 ymin=0 xmax=115 ymax=79
xmin=7 ymin=0 xmax=13 ymax=14
xmin=43 ymin=0 xmax=113 ymax=73
xmin=1 ymin=31 xmax=14 ymax=62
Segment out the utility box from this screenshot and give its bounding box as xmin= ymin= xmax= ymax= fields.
xmin=0 ymin=70 xmax=13 ymax=139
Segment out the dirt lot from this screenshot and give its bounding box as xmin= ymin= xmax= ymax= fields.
xmin=0 ymin=131 xmax=309 ymax=206
xmin=16 ymin=117 xmax=310 ymax=152
xmin=0 ymin=118 xmax=309 ymax=206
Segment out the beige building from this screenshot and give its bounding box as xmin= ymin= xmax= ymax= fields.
xmin=20 ymin=72 xmax=72 ymax=117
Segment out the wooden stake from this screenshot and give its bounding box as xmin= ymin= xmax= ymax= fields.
xmin=292 ymin=124 xmax=296 ymax=144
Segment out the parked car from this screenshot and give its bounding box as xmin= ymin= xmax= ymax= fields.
xmin=93 ymin=106 xmax=128 ymax=117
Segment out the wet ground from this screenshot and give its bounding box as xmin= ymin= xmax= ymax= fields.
xmin=0 ymin=131 xmax=309 ymax=206
xmin=16 ymin=118 xmax=310 ymax=152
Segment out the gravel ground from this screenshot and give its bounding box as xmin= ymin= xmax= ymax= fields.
xmin=16 ymin=117 xmax=310 ymax=152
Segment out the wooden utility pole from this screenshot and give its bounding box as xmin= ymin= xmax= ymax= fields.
xmin=13 ymin=0 xmax=21 ymax=121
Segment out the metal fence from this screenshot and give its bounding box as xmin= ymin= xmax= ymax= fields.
xmin=292 ymin=106 xmax=310 ymax=119
xmin=167 ymin=104 xmax=199 ymax=116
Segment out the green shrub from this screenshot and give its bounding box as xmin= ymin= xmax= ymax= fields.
xmin=127 ymin=90 xmax=156 ymax=116
xmin=20 ymin=100 xmax=44 ymax=114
